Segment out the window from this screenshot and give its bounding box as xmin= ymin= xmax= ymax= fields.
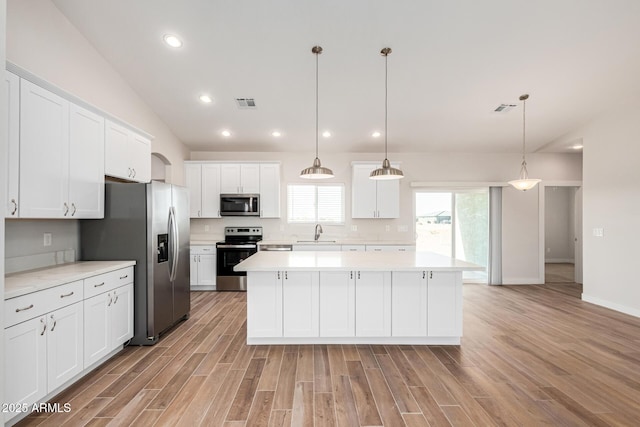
xmin=287 ymin=184 xmax=345 ymax=224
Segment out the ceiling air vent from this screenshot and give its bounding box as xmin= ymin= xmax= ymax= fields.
xmin=494 ymin=103 xmax=516 ymax=113
xmin=235 ymin=98 xmax=257 ymax=109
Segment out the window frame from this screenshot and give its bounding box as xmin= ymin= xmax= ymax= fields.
xmin=287 ymin=183 xmax=346 ymax=225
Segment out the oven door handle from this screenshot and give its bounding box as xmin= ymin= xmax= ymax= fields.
xmin=216 ymin=244 xmax=258 ymax=249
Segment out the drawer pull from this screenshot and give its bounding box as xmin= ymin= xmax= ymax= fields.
xmin=60 ymin=291 xmax=74 ymax=298
xmin=119 ymin=274 xmax=129 ymax=280
xmin=94 ymin=282 xmax=105 ymax=288
xmin=16 ymin=304 xmax=34 ymax=313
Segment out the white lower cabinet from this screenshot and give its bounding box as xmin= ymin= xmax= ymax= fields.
xmin=47 ymin=302 xmax=84 ymax=391
xmin=4 ymin=265 xmax=134 ymax=424
xmin=319 ymin=271 xmax=355 ymax=337
xmin=84 ymin=283 xmax=134 ymax=367
xmin=428 ymin=271 xmax=461 ymax=337
xmin=392 ymin=271 xmax=428 ymax=336
xmin=190 ymin=246 xmax=216 ymax=289
xmin=4 ymin=316 xmax=47 ymax=422
xmin=355 ymin=271 xmax=392 ymax=337
xmin=247 ymin=272 xmax=283 ymax=337
xmin=283 ymin=271 xmax=319 ymax=337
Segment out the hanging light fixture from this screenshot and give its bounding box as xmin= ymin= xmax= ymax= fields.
xmin=370 ymin=47 xmax=404 ymax=180
xmin=508 ymin=94 xmax=541 ymax=191
xmin=300 ymin=46 xmax=334 ymax=179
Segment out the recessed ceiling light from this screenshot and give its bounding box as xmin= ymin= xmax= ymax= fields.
xmin=572 ymin=144 xmax=583 ymax=150
xmin=372 ymin=131 xmax=381 ymax=138
xmin=271 ymin=131 xmax=282 ymax=137
xmin=322 ymin=131 xmax=331 ymax=138
xmin=221 ymin=130 xmax=231 ymax=137
xmin=199 ymin=94 xmax=212 ymax=103
xmin=163 ymin=34 xmax=182 ymax=48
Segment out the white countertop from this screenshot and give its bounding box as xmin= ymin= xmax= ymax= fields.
xmin=235 ymin=251 xmax=482 ymax=272
xmin=258 ymin=239 xmax=416 ymax=246
xmin=5 ymin=261 xmax=136 ymax=300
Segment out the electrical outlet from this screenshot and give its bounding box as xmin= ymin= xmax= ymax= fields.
xmin=351 ymin=225 xmax=357 ymax=232
xmin=398 ymin=225 xmax=408 ymax=232
xmin=204 ymin=225 xmax=210 ymax=232
xmin=593 ymin=228 xmax=604 ymax=237
xmin=43 ymin=233 xmax=52 ymax=247
xmin=385 ymin=225 xmax=391 ymax=232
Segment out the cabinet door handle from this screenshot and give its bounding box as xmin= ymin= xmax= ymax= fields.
xmin=40 ymin=318 xmax=47 ymax=336
xmin=71 ymin=203 xmax=77 ymax=216
xmin=358 ymin=271 xmax=360 ymax=280
xmin=94 ymin=282 xmax=105 ymax=288
xmin=373 ymin=210 xmax=376 ymax=218
xmin=194 ymin=255 xmax=197 ymax=262
xmin=285 ymin=271 xmax=288 ymax=280
xmin=198 ymin=210 xmax=201 ymax=217
xmin=198 ymin=255 xmax=201 ymax=262
xmin=128 ymin=168 xmax=132 ymax=177
xmin=120 ymin=274 xmax=128 ymax=280
xmin=63 ymin=202 xmax=69 ymax=216
xmin=108 ymin=293 xmax=113 ymax=306
xmin=60 ymin=291 xmax=74 ymax=298
xmin=113 ymin=291 xmax=119 ymax=304
xmin=350 ymin=271 xmax=353 ymax=279
xmin=50 ymin=314 xmax=57 ymax=332
xmin=16 ymin=304 xmax=34 ymax=313
xmin=430 ymin=271 xmax=433 ymax=279
xmin=132 ymin=168 xmax=137 ymax=178
xmin=423 ymin=271 xmax=426 ymax=279
xmin=277 ymin=271 xmax=280 ymax=280
xmin=10 ymin=199 xmax=17 ymax=215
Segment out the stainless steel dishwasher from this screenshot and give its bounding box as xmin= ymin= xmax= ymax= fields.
xmin=259 ymin=244 xmax=293 ymax=251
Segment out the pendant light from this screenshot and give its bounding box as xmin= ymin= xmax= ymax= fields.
xmin=508 ymin=94 xmax=541 ymax=191
xmin=370 ymin=47 xmax=404 ymax=180
xmin=300 ymin=46 xmax=334 ymax=179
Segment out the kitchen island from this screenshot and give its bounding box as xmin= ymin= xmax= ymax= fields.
xmin=235 ymin=251 xmax=483 ymax=345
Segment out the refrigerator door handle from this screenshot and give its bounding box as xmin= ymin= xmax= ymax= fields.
xmin=169 ymin=207 xmax=179 ymax=282
xmin=168 ymin=207 xmax=175 ymax=282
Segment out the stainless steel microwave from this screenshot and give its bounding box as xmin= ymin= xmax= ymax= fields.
xmin=220 ymin=194 xmax=260 ymax=216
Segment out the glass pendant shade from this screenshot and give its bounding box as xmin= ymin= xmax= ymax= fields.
xmin=508 ymin=160 xmax=541 ymax=191
xmin=370 ymin=47 xmax=404 ymax=180
xmin=508 ymin=93 xmax=540 ymax=191
xmin=300 ymin=45 xmax=334 ymax=179
xmin=300 ymin=157 xmax=334 ymax=179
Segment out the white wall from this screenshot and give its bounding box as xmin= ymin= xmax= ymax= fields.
xmin=1 ymin=0 xmax=8 ymax=409
xmin=6 ymin=0 xmax=189 ymax=184
xmin=191 ymin=150 xmax=582 ymax=284
xmin=579 ymin=107 xmax=640 ymax=317
xmin=544 ymin=186 xmax=576 ymax=262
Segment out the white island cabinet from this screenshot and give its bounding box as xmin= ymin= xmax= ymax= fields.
xmin=237 ymin=251 xmax=481 ymax=345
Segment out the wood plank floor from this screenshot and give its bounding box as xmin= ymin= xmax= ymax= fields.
xmin=17 ymin=283 xmax=640 ymax=426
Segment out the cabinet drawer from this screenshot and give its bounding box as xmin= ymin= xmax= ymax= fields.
xmin=5 ymin=280 xmax=83 ymax=328
xmin=84 ymin=266 xmax=133 ymax=299
xmin=191 ymin=245 xmax=216 ymax=255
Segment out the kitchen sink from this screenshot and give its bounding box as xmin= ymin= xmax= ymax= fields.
xmin=296 ymin=240 xmax=337 ymax=243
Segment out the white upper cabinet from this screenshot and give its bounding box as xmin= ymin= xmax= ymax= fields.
xmin=68 ymin=104 xmax=105 ymax=218
xmin=5 ymin=71 xmax=20 ymax=218
xmin=105 ymin=120 xmax=151 ymax=183
xmin=184 ymin=163 xmax=221 ymax=218
xmin=19 ymin=80 xmax=70 ymax=218
xmin=259 ymin=163 xmax=281 ymax=218
xmin=19 ymin=80 xmax=105 ymax=219
xmin=220 ymin=163 xmax=260 ymax=194
xmin=351 ymin=163 xmax=400 ymax=219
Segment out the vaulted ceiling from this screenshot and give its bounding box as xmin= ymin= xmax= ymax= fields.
xmin=52 ymin=0 xmax=640 ymax=154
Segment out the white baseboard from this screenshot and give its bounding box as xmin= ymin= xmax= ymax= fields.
xmin=502 ymin=277 xmax=544 ymax=285
xmin=545 ymin=258 xmax=575 ymax=264
xmin=582 ymin=294 xmax=640 ymax=318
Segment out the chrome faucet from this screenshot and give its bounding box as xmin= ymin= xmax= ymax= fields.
xmin=314 ymin=223 xmax=323 ymax=241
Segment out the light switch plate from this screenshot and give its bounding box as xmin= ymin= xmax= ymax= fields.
xmin=204 ymin=225 xmax=210 ymax=232
xmin=351 ymin=225 xmax=357 ymax=232
xmin=592 ymin=228 xmax=604 ymax=237
xmin=43 ymin=233 xmax=52 ymax=247
xmin=398 ymin=225 xmax=408 ymax=232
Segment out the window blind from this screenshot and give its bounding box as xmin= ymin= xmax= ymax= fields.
xmin=287 ymin=184 xmax=344 ymax=224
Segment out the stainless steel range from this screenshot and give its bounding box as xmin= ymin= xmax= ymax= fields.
xmin=216 ymin=226 xmax=262 ymax=291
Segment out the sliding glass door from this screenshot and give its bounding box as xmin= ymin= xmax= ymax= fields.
xmin=415 ymin=189 xmax=489 ymax=283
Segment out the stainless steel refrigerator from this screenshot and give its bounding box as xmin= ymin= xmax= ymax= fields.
xmin=81 ymin=181 xmax=190 ymax=345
